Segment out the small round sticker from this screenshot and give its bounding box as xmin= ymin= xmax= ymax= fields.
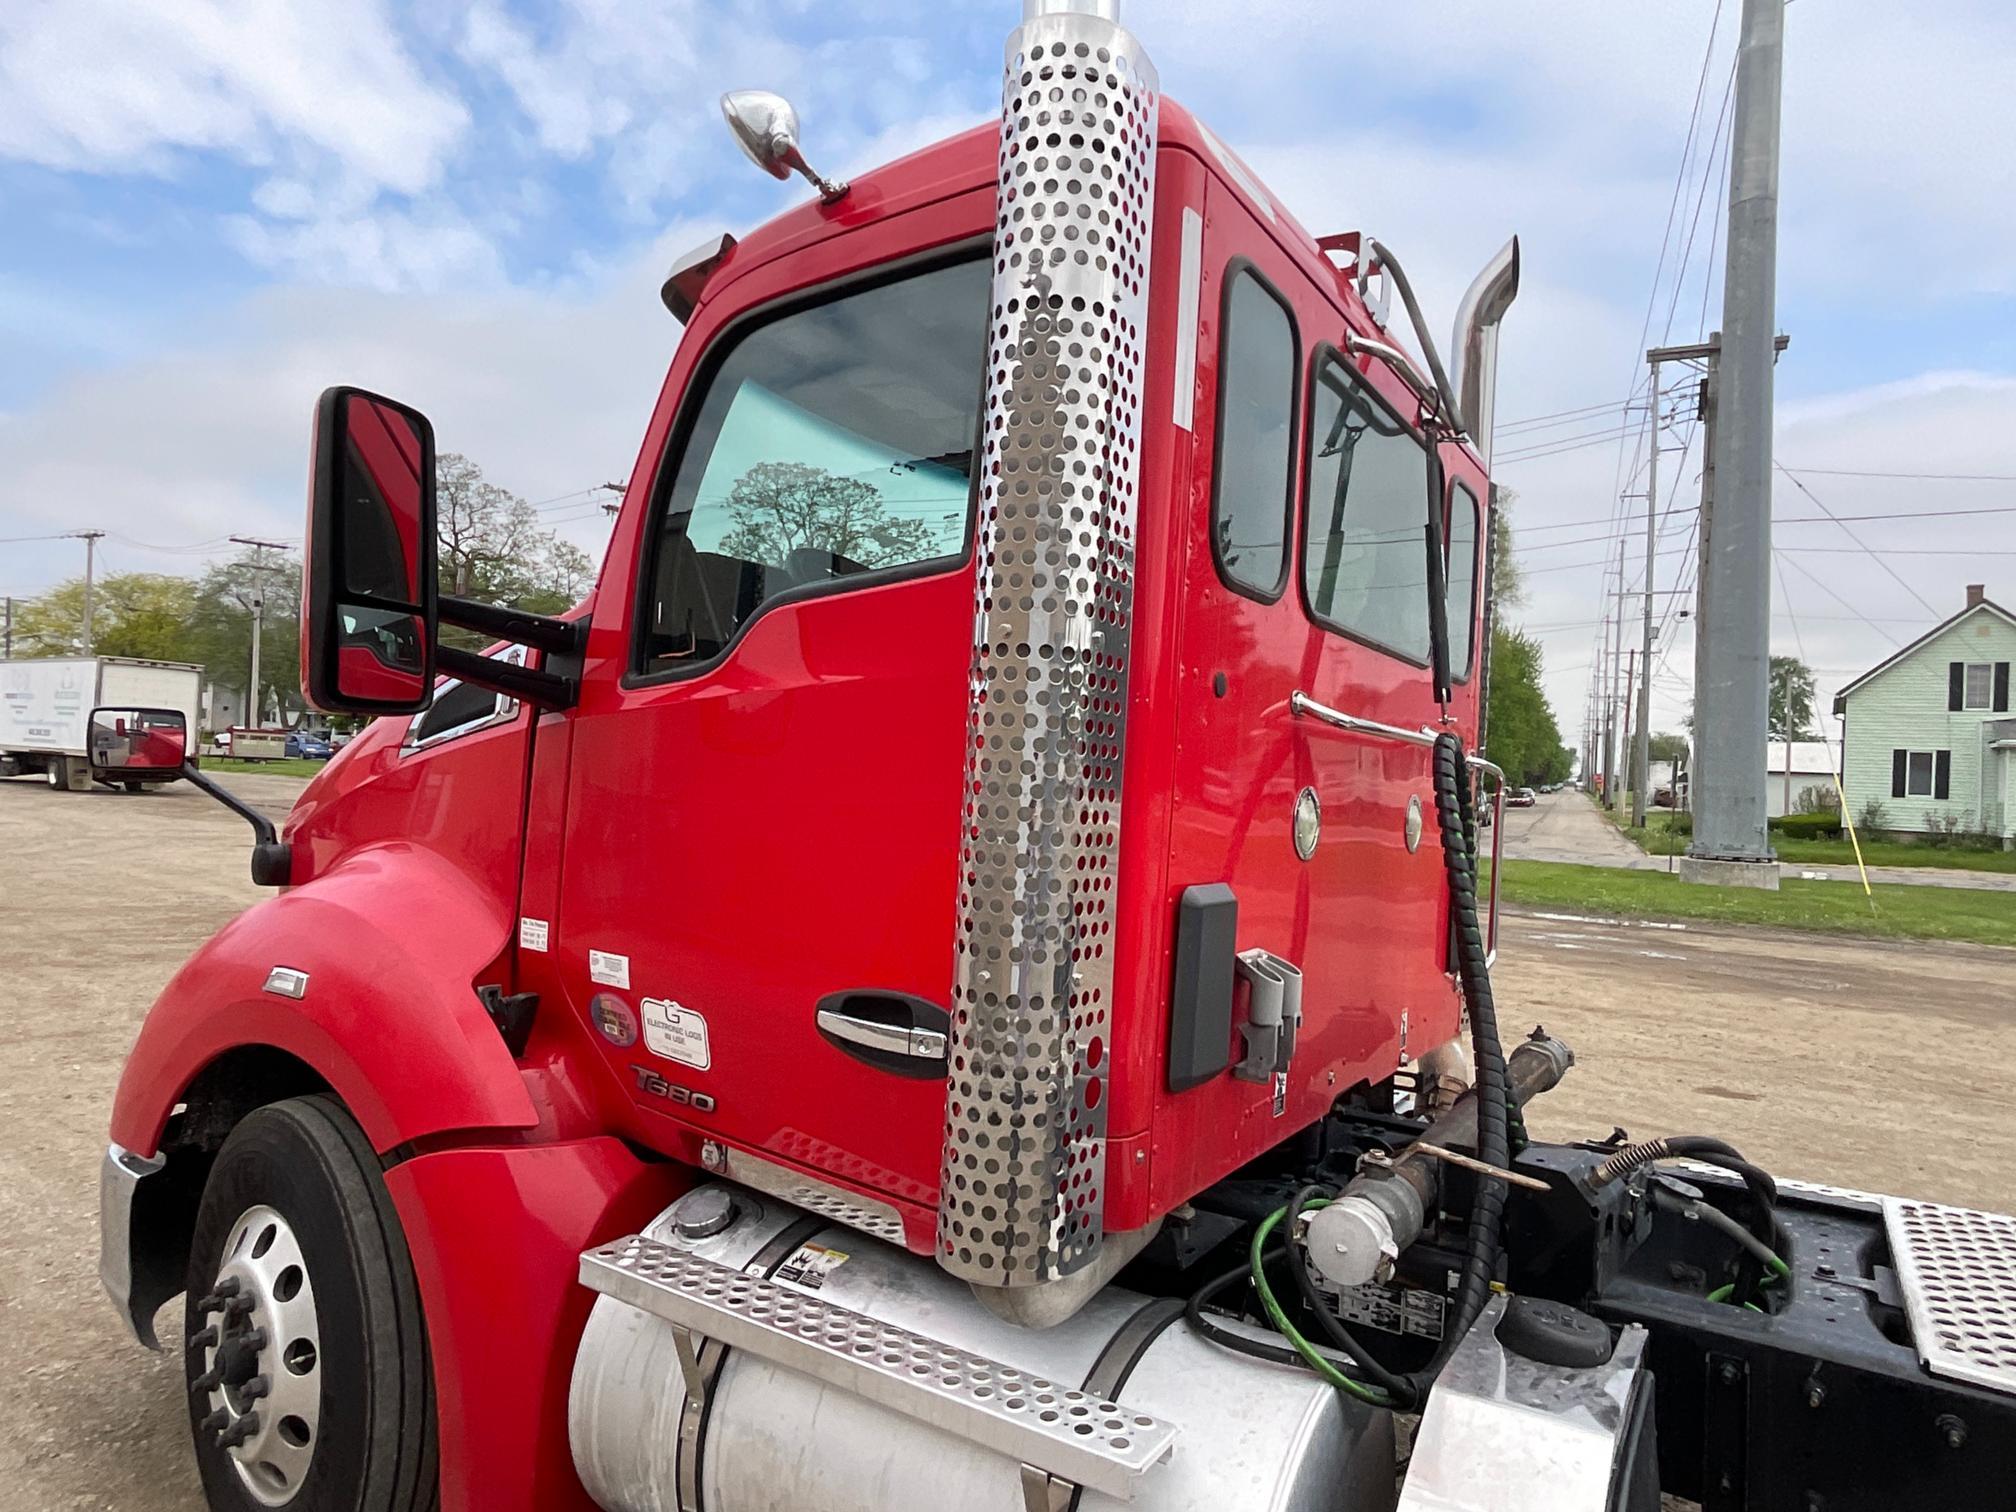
xmin=591 ymin=993 xmax=638 ymax=1048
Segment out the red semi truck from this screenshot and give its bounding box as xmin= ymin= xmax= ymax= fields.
xmin=98 ymin=5 xmax=2016 ymax=1512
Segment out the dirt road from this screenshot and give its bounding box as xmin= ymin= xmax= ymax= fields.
xmin=1 ymin=772 xmax=2012 ymax=1510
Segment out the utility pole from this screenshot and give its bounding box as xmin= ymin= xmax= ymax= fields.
xmin=1686 ymin=0 xmax=1784 ymax=887
xmin=230 ymin=537 xmax=293 ymax=727
xmin=1631 ymin=365 xmax=1661 ymax=829
xmin=1617 ymin=647 xmax=1636 ymax=814
xmin=72 ymin=530 xmax=105 ymax=654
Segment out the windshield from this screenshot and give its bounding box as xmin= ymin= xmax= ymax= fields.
xmin=639 ymin=256 xmax=990 ymax=670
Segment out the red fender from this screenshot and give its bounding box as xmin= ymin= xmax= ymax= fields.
xmin=109 ymin=842 xmax=539 ymax=1158
xmin=384 ymin=1137 xmax=688 ymax=1512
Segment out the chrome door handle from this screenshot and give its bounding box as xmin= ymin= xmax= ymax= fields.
xmin=815 ymin=1007 xmax=946 ymax=1061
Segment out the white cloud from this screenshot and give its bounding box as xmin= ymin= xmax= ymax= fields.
xmin=0 ymin=0 xmax=467 ymax=195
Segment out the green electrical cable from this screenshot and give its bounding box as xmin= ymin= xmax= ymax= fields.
xmin=1248 ymin=1200 xmax=1397 ymax=1408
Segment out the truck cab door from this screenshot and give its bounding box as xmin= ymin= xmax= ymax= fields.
xmin=546 ymin=251 xmax=992 ymax=1227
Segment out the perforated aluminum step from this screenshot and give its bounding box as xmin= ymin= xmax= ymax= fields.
xmin=1884 ymin=1197 xmax=2016 ymax=1395
xmin=579 ymin=1235 xmax=1179 ymax=1498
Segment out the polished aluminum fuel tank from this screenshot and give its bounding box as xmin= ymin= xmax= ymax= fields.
xmin=569 ymin=1185 xmax=1397 ymax=1512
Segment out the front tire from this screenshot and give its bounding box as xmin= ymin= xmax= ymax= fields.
xmin=183 ymin=1096 xmax=438 ymax=1512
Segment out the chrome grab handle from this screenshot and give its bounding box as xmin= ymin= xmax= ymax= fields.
xmin=1468 ymin=756 xmax=1506 ymax=963
xmin=1288 ymin=690 xmax=1440 ymax=749
xmin=814 ymin=1006 xmax=946 ymax=1061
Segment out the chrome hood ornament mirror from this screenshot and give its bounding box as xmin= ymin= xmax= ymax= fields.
xmin=720 ymin=90 xmax=848 ymax=203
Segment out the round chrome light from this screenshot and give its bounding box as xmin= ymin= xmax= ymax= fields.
xmin=1293 ymin=787 xmax=1321 ymax=861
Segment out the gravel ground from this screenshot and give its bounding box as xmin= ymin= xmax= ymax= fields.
xmin=1 ymin=771 xmax=2010 ymax=1511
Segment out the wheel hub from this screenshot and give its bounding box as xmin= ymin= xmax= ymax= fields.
xmin=191 ymin=1204 xmax=322 ymax=1507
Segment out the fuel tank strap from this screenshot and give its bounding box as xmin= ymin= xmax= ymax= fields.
xmin=579 ymin=1234 xmax=1180 ymax=1499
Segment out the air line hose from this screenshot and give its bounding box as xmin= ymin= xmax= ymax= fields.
xmin=1426 ymin=731 xmax=1514 ymax=1353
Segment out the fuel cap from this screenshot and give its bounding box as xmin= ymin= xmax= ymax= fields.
xmin=674 ymin=1187 xmax=738 ymax=1241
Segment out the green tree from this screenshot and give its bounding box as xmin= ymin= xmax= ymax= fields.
xmin=1769 ymin=655 xmax=1817 ymax=740
xmin=1648 ymin=731 xmax=1690 ymax=765
xmin=717 ymin=462 xmax=939 ymax=568
xmin=1487 ymin=486 xmax=1523 ymax=609
xmin=187 ymin=550 xmax=303 ymax=723
xmin=432 ymin=453 xmax=600 ymax=647
xmin=1483 ymin=623 xmax=1570 ymax=786
xmin=10 ymin=573 xmax=201 ymax=660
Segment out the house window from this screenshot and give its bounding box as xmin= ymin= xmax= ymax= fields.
xmin=1965 ymin=662 xmax=1993 ymax=709
xmin=1892 ymin=748 xmax=1952 ymax=800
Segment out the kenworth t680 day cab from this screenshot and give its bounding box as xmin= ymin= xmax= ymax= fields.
xmin=100 ymin=4 xmax=2015 ymax=1511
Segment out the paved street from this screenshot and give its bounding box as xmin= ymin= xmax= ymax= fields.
xmin=1503 ymin=789 xmax=2016 ymax=892
xmin=2 ymin=770 xmax=2013 ymax=1510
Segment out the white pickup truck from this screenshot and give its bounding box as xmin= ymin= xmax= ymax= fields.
xmin=0 ymin=656 xmax=203 ymax=791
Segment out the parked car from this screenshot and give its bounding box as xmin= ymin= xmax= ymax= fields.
xmin=285 ymin=731 xmax=334 ymax=760
xmin=1506 ymin=787 xmax=1538 ymax=808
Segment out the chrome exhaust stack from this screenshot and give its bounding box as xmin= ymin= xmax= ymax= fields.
xmin=1449 ymin=236 xmax=1521 ymax=466
xmin=939 ymin=0 xmax=1159 ymax=1310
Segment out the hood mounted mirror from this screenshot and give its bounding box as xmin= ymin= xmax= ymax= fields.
xmin=721 ymin=90 xmax=849 ymax=204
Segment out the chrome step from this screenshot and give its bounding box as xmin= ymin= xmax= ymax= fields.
xmin=579 ymin=1234 xmax=1180 ymax=1499
xmin=1884 ymin=1196 xmax=2016 ymax=1396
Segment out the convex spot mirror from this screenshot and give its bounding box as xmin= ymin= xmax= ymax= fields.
xmin=305 ymin=386 xmax=438 ymax=715
xmin=88 ymin=706 xmax=187 ymax=778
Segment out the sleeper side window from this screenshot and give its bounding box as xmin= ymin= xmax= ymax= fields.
xmin=636 ymin=256 xmax=990 ymax=673
xmin=1302 ymin=354 xmax=1432 ymax=662
xmin=1446 ymin=482 xmax=1481 ymax=681
xmin=1210 ymin=267 xmax=1298 ymax=600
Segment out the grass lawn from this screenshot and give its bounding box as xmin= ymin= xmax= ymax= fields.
xmin=203 ymin=757 xmax=329 ymax=777
xmin=1501 ymin=859 xmax=2016 ymax=948
xmin=1608 ymin=807 xmax=2016 ymax=874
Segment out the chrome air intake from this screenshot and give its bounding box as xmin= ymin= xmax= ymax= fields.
xmin=939 ymin=2 xmax=1159 ymax=1289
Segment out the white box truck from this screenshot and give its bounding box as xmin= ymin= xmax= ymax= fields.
xmin=0 ymin=656 xmax=203 ymax=791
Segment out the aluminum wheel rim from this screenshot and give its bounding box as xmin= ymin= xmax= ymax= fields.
xmin=194 ymin=1203 xmax=323 ymax=1507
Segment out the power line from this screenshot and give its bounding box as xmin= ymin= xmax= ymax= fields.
xmin=1778 ymin=465 xmax=2016 ymax=482
xmin=1772 ymin=462 xmax=1937 ymax=616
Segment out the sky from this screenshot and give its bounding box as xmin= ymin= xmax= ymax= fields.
xmin=3 ymin=0 xmax=2014 ymax=758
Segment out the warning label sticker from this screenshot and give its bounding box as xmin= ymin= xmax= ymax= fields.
xmin=642 ymin=997 xmax=710 ymax=1070
xmin=518 ymin=918 xmax=549 ymax=952
xmin=588 ymin=949 xmax=631 ymax=989
xmin=1331 ymin=1280 xmax=1446 ymax=1341
xmin=775 ymin=1242 xmax=850 ymax=1292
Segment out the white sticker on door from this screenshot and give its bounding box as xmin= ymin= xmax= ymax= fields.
xmin=518 ymin=918 xmax=549 ymax=952
xmin=588 ymin=949 xmax=631 ymax=989
xmin=642 ymin=998 xmax=710 ymax=1070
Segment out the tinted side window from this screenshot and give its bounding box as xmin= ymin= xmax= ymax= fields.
xmin=1210 ymin=268 xmax=1297 ymax=599
xmin=1303 ymin=356 xmax=1431 ymax=662
xmin=637 ymin=257 xmax=989 ymax=672
xmin=1446 ymin=482 xmax=1481 ymax=680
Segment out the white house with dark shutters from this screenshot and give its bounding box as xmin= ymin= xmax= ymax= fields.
xmin=1834 ymin=584 xmax=2016 ymax=843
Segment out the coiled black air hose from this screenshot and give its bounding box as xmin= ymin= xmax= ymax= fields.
xmin=1428 ymin=732 xmax=1513 ymax=1352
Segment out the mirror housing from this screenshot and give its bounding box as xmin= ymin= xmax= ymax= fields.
xmin=304 ymin=386 xmax=438 ymax=715
xmin=720 ymin=90 xmax=849 ymax=202
xmin=87 ymin=707 xmax=188 ymax=779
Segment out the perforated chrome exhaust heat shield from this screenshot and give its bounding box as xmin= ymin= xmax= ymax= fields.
xmin=939 ymin=3 xmax=1159 ymax=1296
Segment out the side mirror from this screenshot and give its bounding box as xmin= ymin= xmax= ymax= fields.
xmin=304 ymin=387 xmax=438 ymax=715
xmin=87 ymin=706 xmax=188 ymax=779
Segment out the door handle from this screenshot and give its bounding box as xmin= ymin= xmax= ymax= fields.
xmin=815 ymin=1007 xmax=946 ymax=1061
xmin=813 ymin=991 xmax=951 ymax=1080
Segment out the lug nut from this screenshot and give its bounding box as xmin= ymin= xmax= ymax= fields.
xmin=188 ymin=1326 xmax=219 ymax=1351
xmin=219 ymin=1411 xmax=260 ymax=1450
xmin=240 ymin=1375 xmax=270 ymax=1402
xmin=190 ymin=1368 xmax=223 ymax=1395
